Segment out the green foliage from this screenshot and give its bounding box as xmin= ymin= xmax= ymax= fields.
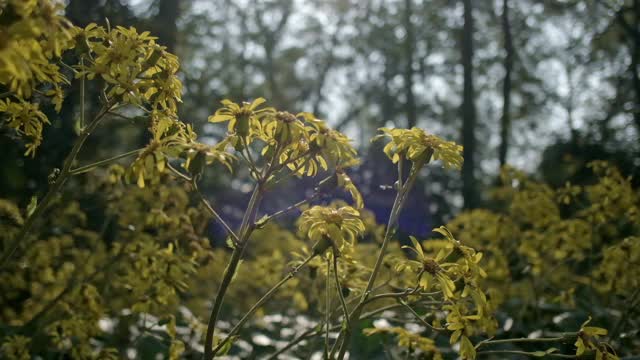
xmin=363 ymin=326 xmax=442 ymax=359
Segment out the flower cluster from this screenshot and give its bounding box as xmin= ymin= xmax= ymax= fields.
xmin=78 ymin=24 xmax=182 ymax=113
xmin=209 ymin=99 xmax=359 ymax=177
xmin=374 ymin=127 xmax=463 ymax=169
xmin=298 ymin=204 xmax=365 ymax=254
xmin=1 ymin=11 xmax=184 ymax=157
xmin=394 ymin=226 xmax=495 ymax=357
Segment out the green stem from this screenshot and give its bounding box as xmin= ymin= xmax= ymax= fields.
xmin=260 ymin=190 xmax=323 ymax=225
xmin=265 ymin=326 xmax=319 ymax=360
xmin=80 ymin=57 xmax=86 ymax=129
xmin=475 ymin=333 xmax=578 ymax=349
xmin=167 ymin=162 xmax=192 ymax=182
xmin=277 ymin=282 xmax=387 ymax=360
xmin=398 ymin=299 xmax=445 ymax=332
xmin=332 ymin=251 xmax=351 ymax=330
xmin=334 ymin=154 xmax=430 ymax=359
xmin=269 ymin=303 xmax=406 ymax=360
xmin=241 ymin=137 xmax=260 ymax=178
xmin=192 ymin=179 xmax=240 ymax=245
xmin=69 ymin=148 xmax=143 ymax=175
xmin=212 ymin=254 xmax=316 ymax=354
xmin=204 ymin=183 xmax=263 ymax=360
xmin=325 ymin=256 xmax=331 ymax=359
xmin=477 ymin=350 xmax=577 ymax=358
xmin=0 ymin=105 xmax=112 ymax=267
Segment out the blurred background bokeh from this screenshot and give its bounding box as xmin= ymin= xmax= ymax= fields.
xmin=1 ymin=1 xmax=640 ymax=358
xmin=3 ymin=0 xmax=639 ymax=229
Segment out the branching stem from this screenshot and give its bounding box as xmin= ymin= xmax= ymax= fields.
xmin=191 ymin=179 xmax=240 ymax=245
xmin=211 ymin=254 xmax=316 ymax=354
xmin=69 ymin=148 xmax=143 ymax=175
xmin=333 ymin=152 xmax=431 ymax=359
xmin=332 ymin=252 xmax=351 ymax=330
xmin=1 ymin=104 xmax=113 ymax=267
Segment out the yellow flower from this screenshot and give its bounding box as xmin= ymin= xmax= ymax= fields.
xmin=274 ymin=113 xmax=359 ymax=177
xmin=208 ymin=98 xmax=274 ymax=140
xmin=183 ymin=142 xmax=235 ymax=177
xmin=299 ymin=205 xmax=365 ymax=253
xmin=375 ymin=127 xmax=463 ymax=169
xmin=397 ymin=235 xmax=457 ymax=299
xmin=575 ymin=317 xmax=617 ymax=359
xmin=337 ymin=170 xmax=364 ymax=209
xmin=128 ymin=112 xmax=196 ymax=187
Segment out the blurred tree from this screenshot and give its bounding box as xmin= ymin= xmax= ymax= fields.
xmin=152 ymin=0 xmax=181 ymax=53
xmin=499 ymin=0 xmax=513 ymax=168
xmin=461 ymin=0 xmax=478 ymax=209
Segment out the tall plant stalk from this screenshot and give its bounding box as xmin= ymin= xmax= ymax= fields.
xmin=333 ymin=154 xmax=430 ymax=359
xmin=203 ymin=182 xmax=264 ymax=360
xmin=211 ymin=254 xmax=316 ymax=355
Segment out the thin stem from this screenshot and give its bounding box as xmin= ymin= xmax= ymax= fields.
xmin=205 ymin=137 xmax=291 ymax=359
xmin=267 ymin=156 xmax=313 ymax=188
xmin=325 ymin=256 xmax=331 ymax=359
xmin=211 ymin=254 xmax=316 ymax=354
xmin=107 ymin=110 xmax=139 ymax=122
xmin=69 ymin=148 xmax=143 ymax=175
xmin=477 ymin=350 xmax=576 ymax=358
xmin=1 ymin=105 xmax=112 ymax=267
xmin=270 ymin=303 xmax=407 ymax=360
xmin=205 ymin=144 xmax=323 ymax=358
xmin=364 ymin=290 xmax=441 ymax=305
xmin=166 ymin=162 xmax=192 ymax=182
xmin=80 ymin=56 xmax=86 ymax=129
xmin=204 ymin=183 xmax=262 ymax=360
xmin=475 ymin=333 xmax=578 ymax=350
xmin=334 ymin=155 xmax=430 ymax=360
xmin=260 ymin=190 xmax=323 ymax=224
xmin=332 ymin=252 xmax=351 ymax=330
xmin=397 ymin=157 xmax=404 ymax=188
xmin=240 ymin=137 xmax=260 ymax=178
xmin=398 ymin=299 xmax=445 ymax=332
xmin=265 ymin=325 xmax=319 ymax=360
xmin=191 ymin=179 xmax=240 ymax=245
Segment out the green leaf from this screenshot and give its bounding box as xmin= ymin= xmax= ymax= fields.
xmin=408 ymin=236 xmax=424 ymax=258
xmin=26 ymin=196 xmax=38 ymax=217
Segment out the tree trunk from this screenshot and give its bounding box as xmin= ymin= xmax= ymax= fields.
xmin=404 ymin=0 xmax=417 ymax=128
xmin=154 ymin=0 xmax=180 ymax=53
xmin=632 ymin=0 xmax=640 ymax=134
xmin=498 ymin=0 xmax=513 ymax=167
xmin=461 ymin=0 xmax=477 ymax=209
